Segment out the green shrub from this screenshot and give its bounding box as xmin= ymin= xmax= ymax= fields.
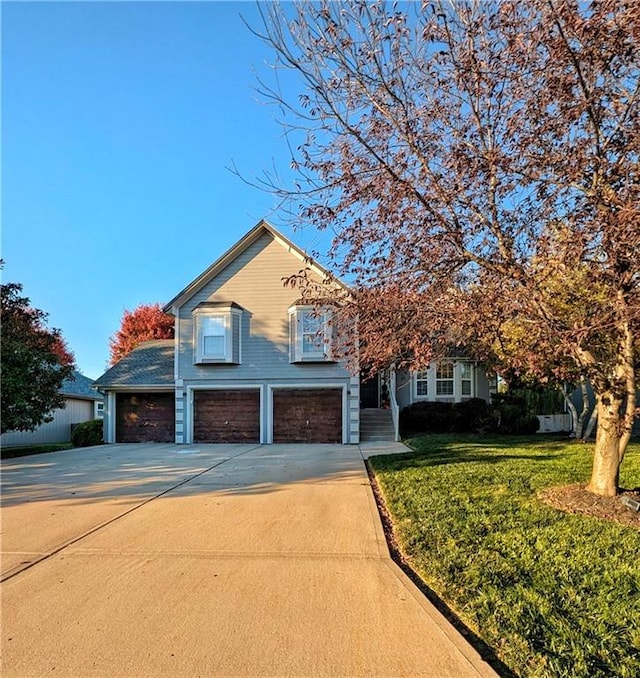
xmin=400 ymin=398 xmax=494 ymax=435
xmin=400 ymin=396 xmax=541 ymax=436
xmin=455 ymin=397 xmax=496 ymax=430
xmin=71 ymin=419 xmax=103 ymax=448
xmin=509 ymin=386 xmax=566 ymax=415
xmin=491 ymin=393 xmax=541 ymax=434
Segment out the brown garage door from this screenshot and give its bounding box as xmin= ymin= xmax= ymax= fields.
xmin=116 ymin=392 xmax=175 ymax=443
xmin=273 ymin=388 xmax=343 ymax=443
xmin=194 ymin=390 xmax=260 ymax=443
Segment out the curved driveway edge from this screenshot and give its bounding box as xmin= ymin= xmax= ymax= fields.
xmin=1 ymin=443 xmax=498 ymax=677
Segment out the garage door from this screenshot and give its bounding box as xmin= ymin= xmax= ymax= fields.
xmin=194 ymin=390 xmax=260 ymax=443
xmin=273 ymin=388 xmax=343 ymax=443
xmin=116 ymin=393 xmax=175 ymax=443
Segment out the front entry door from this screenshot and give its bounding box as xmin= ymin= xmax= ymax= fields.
xmin=360 ymin=374 xmax=380 ymax=408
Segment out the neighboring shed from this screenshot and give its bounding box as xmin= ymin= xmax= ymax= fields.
xmin=0 ymin=371 xmax=104 ymax=448
xmin=93 ymin=340 xmax=176 ymax=443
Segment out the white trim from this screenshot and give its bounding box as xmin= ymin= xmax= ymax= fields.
xmin=192 ymin=306 xmax=242 ymax=365
xmin=106 ymin=392 xmax=116 ymax=443
xmin=175 ymin=387 xmax=185 ymax=444
xmin=186 ymin=384 xmax=265 ymax=444
xmin=411 ymin=360 xmax=476 ymax=403
xmin=459 ymin=361 xmax=474 ymax=398
xmin=106 ymin=385 xmax=175 ymax=392
xmin=267 ymin=383 xmax=348 ymax=444
xmin=412 ymin=367 xmax=432 ymax=401
xmin=108 ymin=389 xmax=175 ymax=444
xmin=436 ymin=361 xmax=455 ymax=398
xmin=174 ymin=314 xmax=180 ymax=381
xmin=389 ymin=365 xmax=400 ymax=443
xmin=288 ymin=305 xmax=333 ymax=363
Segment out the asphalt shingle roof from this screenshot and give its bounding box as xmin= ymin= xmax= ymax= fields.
xmin=92 ymin=340 xmax=174 ymax=389
xmin=62 ymin=371 xmax=103 ymax=401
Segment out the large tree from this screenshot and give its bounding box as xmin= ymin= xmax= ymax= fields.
xmin=109 ymin=303 xmax=174 ymax=365
xmin=254 ymin=0 xmax=640 ymax=495
xmin=1 ymin=282 xmax=76 ymax=434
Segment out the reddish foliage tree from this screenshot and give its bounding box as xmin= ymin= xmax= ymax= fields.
xmin=254 ymin=0 xmax=639 ymax=496
xmin=1 ymin=282 xmax=76 ymax=433
xmin=109 ymin=303 xmax=174 ymax=365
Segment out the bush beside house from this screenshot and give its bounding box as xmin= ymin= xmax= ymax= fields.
xmin=71 ymin=419 xmax=104 ymax=448
xmin=400 ymin=395 xmax=540 ymax=436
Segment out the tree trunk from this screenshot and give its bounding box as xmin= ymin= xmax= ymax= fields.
xmin=582 ymin=407 xmax=598 ymax=441
xmin=587 ymin=395 xmax=622 ymax=497
xmin=562 ymin=384 xmax=579 ymax=438
xmin=575 ymin=377 xmax=590 ymax=438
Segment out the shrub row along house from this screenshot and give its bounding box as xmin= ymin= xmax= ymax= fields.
xmin=94 ymin=221 xmax=492 ymax=444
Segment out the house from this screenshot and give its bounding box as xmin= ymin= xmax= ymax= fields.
xmin=0 ymin=371 xmax=104 ymax=448
xmin=95 ymin=221 xmax=358 ymax=444
xmin=94 ymin=220 xmax=493 ymax=444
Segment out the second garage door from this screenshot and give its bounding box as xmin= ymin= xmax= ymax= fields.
xmin=273 ymin=388 xmax=343 ymax=443
xmin=194 ymin=389 xmax=260 ymax=443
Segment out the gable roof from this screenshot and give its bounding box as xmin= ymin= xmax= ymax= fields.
xmin=163 ymin=219 xmax=347 ymax=313
xmin=92 ymin=340 xmax=174 ymax=389
xmin=62 ymin=371 xmax=104 ymax=401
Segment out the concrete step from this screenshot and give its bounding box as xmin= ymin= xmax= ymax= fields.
xmin=360 ymin=409 xmax=395 ymax=442
xmin=360 ymin=409 xmax=394 ymax=420
xmin=360 ymin=424 xmax=395 ymax=433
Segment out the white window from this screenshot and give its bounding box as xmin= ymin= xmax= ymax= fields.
xmin=436 ymin=362 xmax=455 ymax=396
xmin=95 ymin=401 xmax=105 ymax=418
xmin=289 ymin=306 xmax=333 ymax=362
xmin=302 ymin=311 xmax=325 ymax=356
xmin=415 ymin=370 xmax=429 ymax=397
xmin=193 ymin=303 xmax=242 ymax=364
xmin=413 ymin=360 xmax=475 ymax=402
xmin=460 ymin=362 xmax=473 ymax=397
xmin=202 ymin=315 xmax=226 ymax=359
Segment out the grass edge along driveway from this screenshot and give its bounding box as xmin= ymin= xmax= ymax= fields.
xmin=368 ymin=435 xmax=640 ymax=678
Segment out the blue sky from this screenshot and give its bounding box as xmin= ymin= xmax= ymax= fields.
xmin=3 ymin=1 xmax=330 ymax=378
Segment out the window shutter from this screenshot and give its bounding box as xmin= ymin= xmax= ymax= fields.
xmin=324 ymin=310 xmax=333 ymax=361
xmin=232 ymin=312 xmax=241 ymax=364
xmin=193 ymin=315 xmax=199 ymax=364
xmin=289 ymin=310 xmax=298 ymax=363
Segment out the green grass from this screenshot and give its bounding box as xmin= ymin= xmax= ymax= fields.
xmin=369 ymin=435 xmax=640 ymax=678
xmin=0 ymin=442 xmax=73 ymax=459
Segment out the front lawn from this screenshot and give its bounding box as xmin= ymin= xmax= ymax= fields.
xmin=368 ymin=435 xmax=640 ymax=678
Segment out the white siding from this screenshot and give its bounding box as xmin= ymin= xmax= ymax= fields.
xmin=0 ymin=398 xmax=95 ymax=447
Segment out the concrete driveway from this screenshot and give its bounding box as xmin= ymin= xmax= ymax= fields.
xmin=1 ymin=443 xmax=498 ymax=677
